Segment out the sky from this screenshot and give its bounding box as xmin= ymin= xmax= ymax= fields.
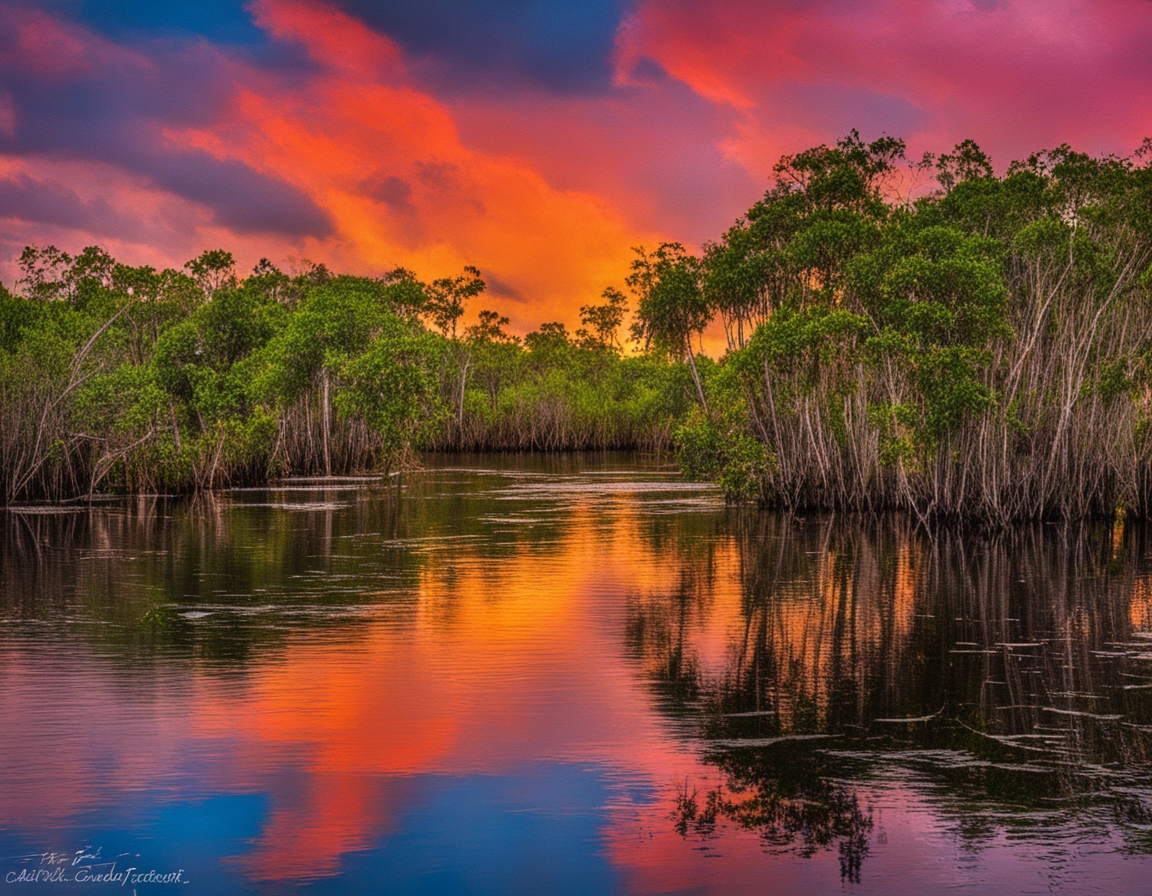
xmin=0 ymin=0 xmax=1150 ymax=331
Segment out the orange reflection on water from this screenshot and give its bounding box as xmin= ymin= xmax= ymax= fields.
xmin=1131 ymin=576 xmax=1152 ymax=630
xmin=5 ymin=481 xmax=1152 ymax=893
xmin=183 ymin=494 xmax=710 ymax=880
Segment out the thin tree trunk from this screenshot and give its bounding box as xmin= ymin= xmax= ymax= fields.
xmin=685 ymin=343 xmax=709 ymax=416
xmin=457 ymin=351 xmax=471 ymax=450
xmin=322 ymin=368 xmax=332 ymax=477
xmin=170 ymin=403 xmax=181 ymax=452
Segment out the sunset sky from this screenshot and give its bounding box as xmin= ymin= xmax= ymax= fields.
xmin=1 ymin=0 xmax=1150 ymax=331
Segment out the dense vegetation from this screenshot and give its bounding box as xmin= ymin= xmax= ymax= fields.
xmin=669 ymin=133 xmax=1152 ymax=524
xmin=4 ymin=132 xmax=1152 ymax=522
xmin=0 ymin=248 xmax=691 ymax=504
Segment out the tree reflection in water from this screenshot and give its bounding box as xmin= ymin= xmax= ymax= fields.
xmin=628 ymin=514 xmax=1152 ymax=879
xmin=673 ymin=743 xmax=873 ymax=883
xmin=6 ymin=465 xmax=1152 ymax=887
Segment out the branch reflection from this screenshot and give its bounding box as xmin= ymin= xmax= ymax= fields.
xmin=628 ymin=515 xmax=1152 ymax=877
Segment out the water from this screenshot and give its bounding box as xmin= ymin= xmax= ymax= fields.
xmin=2 ymin=454 xmax=1151 ymax=894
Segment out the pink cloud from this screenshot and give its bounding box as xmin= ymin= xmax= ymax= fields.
xmin=1 ymin=0 xmax=1149 ymax=331
xmin=624 ymin=0 xmax=1152 ymax=181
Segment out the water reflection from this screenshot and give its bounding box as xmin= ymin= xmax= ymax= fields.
xmin=628 ymin=514 xmax=1152 ymax=880
xmin=1 ymin=457 xmax=1151 ymax=894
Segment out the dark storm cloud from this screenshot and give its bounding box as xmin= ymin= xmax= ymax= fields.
xmin=32 ymin=0 xmax=265 ymax=45
xmin=144 ymin=149 xmax=334 ymax=237
xmin=0 ymin=7 xmax=332 ymax=238
xmin=0 ymin=172 xmax=146 ymax=238
xmin=361 ymin=173 xmax=415 ymax=212
xmin=483 ymin=272 xmax=525 ymax=303
xmin=334 ymin=0 xmax=630 ymax=94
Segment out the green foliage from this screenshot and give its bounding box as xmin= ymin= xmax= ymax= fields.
xmin=675 ymin=415 xmax=725 ymax=480
xmin=747 ymin=307 xmax=869 ymax=370
xmin=676 ymin=414 xmax=774 ymax=502
xmin=6 ymin=130 xmax=1152 ymax=523
xmin=935 ymin=139 xmax=994 ymax=193
xmin=424 ymin=265 xmax=486 ymax=338
xmin=336 ymin=320 xmax=446 ymax=457
xmin=0 ymin=245 xmax=689 ymax=500
xmin=773 ymin=130 xmax=906 ymax=216
xmin=185 ymin=249 xmax=237 ymax=297
xmin=578 ymin=287 xmax=628 ymax=351
xmin=442 ymin=318 xmax=694 ymax=451
xmin=466 ymin=309 xmax=515 ymax=344
xmin=673 ymin=132 xmax=1152 ymax=523
xmin=627 ymin=243 xmax=710 ymax=359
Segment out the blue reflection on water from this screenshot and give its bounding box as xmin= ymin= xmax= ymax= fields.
xmin=313 ymin=765 xmax=626 ymax=896
xmin=0 ymin=763 xmax=640 ymax=895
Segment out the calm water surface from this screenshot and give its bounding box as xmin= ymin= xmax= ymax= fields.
xmin=2 ymin=454 xmax=1152 ymax=894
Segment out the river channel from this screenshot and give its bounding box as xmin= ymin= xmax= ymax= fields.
xmin=2 ymin=454 xmax=1151 ymax=894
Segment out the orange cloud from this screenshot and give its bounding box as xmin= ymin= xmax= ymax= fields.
xmin=3 ymin=0 xmax=1150 ymax=335
xmin=153 ymin=0 xmax=657 ymax=332
xmin=0 ymin=1 xmax=664 ymax=333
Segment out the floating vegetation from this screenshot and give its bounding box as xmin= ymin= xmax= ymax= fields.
xmin=139 ymin=605 xmax=178 ymax=628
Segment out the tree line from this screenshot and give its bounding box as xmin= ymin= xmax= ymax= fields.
xmin=0 ymin=247 xmax=694 ymax=504
xmin=651 ymin=132 xmax=1152 ymax=524
xmin=4 ymin=131 xmax=1152 ymax=522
